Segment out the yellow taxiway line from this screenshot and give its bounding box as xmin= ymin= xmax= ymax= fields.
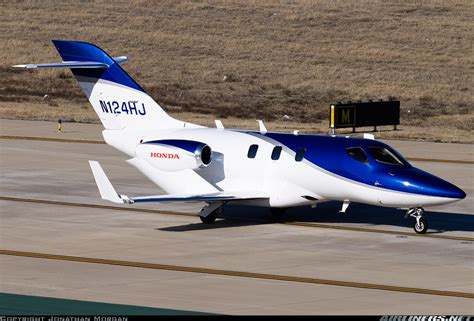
xmin=1 ymin=249 xmax=472 ymax=299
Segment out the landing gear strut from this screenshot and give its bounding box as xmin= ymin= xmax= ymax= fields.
xmin=406 ymin=207 xmax=428 ymax=234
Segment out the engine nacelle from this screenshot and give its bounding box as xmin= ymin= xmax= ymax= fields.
xmin=136 ymin=139 xmax=212 ymax=172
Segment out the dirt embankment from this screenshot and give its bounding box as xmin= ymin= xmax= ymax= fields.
xmin=1 ymin=1 xmax=472 ymax=142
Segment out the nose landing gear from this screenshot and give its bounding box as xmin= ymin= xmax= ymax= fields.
xmin=406 ymin=207 xmax=429 ymax=234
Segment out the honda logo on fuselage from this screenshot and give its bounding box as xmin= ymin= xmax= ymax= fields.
xmin=150 ymin=152 xmax=180 ymax=159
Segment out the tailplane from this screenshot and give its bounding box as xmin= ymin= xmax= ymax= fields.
xmin=14 ymin=40 xmax=188 ymax=131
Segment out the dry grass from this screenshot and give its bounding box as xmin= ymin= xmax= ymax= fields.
xmin=0 ymin=0 xmax=473 ymax=142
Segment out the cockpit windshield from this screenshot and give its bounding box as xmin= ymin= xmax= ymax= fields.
xmin=346 ymin=147 xmax=368 ymax=163
xmin=368 ymin=146 xmax=409 ymax=166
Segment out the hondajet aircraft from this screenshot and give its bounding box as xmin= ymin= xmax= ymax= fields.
xmin=14 ymin=40 xmax=466 ymax=234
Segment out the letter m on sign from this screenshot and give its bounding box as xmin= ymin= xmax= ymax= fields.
xmin=337 ymin=106 xmax=355 ymax=126
xmin=342 ymin=109 xmax=350 ymax=123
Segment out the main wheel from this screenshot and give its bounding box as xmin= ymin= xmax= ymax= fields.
xmin=270 ymin=208 xmax=286 ymax=217
xmin=413 ymin=217 xmax=428 ymax=234
xmin=200 ymin=211 xmax=217 ymax=224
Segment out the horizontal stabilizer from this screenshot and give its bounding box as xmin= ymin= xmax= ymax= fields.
xmin=13 ymin=56 xmax=128 ymax=69
xmin=13 ymin=61 xmax=109 ymax=69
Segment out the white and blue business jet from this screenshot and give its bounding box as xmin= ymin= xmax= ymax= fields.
xmin=14 ymin=40 xmax=466 ymax=234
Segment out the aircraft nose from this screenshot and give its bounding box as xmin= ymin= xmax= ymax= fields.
xmin=444 ymin=183 xmax=466 ymax=200
xmin=434 ymin=181 xmax=466 ymax=199
xmin=405 ymin=168 xmax=466 ymax=200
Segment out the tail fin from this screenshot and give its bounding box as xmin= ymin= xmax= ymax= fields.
xmin=15 ymin=40 xmax=185 ymax=130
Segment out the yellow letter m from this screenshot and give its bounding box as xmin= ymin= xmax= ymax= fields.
xmin=342 ymin=108 xmax=351 ymax=124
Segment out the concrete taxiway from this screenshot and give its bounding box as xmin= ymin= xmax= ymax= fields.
xmin=0 ymin=119 xmax=473 ymax=314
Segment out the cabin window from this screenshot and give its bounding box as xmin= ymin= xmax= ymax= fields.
xmin=295 ymin=147 xmax=306 ymax=162
xmin=346 ymin=147 xmax=368 ymax=163
xmin=247 ymin=144 xmax=259 ymax=158
xmin=271 ymin=146 xmax=282 ymax=160
xmin=368 ymin=146 xmax=404 ymax=166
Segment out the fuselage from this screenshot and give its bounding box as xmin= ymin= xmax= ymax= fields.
xmin=103 ymin=127 xmax=466 ymax=209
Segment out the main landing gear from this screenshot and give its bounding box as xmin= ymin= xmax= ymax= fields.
xmin=200 ymin=211 xmax=217 ymax=224
xmin=406 ymin=207 xmax=428 ymax=234
xmin=199 ymin=203 xmax=224 ymax=224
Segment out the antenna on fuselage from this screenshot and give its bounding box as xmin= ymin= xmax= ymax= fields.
xmin=257 ymin=120 xmax=267 ymax=134
xmin=363 ymin=133 xmax=375 ymax=140
xmin=215 ymin=119 xmax=224 ymax=129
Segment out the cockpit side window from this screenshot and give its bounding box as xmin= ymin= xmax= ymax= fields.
xmin=368 ymin=146 xmax=405 ymax=166
xmin=346 ymin=147 xmax=368 ymax=163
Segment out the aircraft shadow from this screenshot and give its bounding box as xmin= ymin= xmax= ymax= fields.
xmin=157 ymin=218 xmax=271 ymax=232
xmin=158 ymin=201 xmax=474 ymax=234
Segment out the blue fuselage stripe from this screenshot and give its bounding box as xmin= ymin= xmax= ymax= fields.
xmin=243 ymin=131 xmax=464 ymax=199
xmin=144 ymin=139 xmax=204 ymax=154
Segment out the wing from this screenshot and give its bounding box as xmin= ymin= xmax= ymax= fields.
xmin=89 ymin=160 xmax=268 ymax=204
xmin=129 ymin=192 xmax=267 ymax=204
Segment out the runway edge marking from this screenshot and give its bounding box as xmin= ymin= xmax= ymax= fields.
xmin=1 ymin=135 xmax=472 ymax=165
xmin=1 ymin=196 xmax=473 ymax=242
xmin=1 ymin=249 xmax=473 ymax=299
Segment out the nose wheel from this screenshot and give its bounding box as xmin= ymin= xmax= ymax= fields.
xmin=406 ymin=207 xmax=429 ymax=234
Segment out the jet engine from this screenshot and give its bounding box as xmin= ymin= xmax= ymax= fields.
xmin=136 ymin=139 xmax=212 ymax=172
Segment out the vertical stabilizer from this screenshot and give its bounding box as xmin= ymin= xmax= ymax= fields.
xmin=52 ymin=40 xmax=184 ymax=130
xmin=15 ymin=40 xmax=191 ymax=131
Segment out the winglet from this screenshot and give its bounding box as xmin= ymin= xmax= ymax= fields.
xmin=88 ymin=161 xmax=128 ymax=204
